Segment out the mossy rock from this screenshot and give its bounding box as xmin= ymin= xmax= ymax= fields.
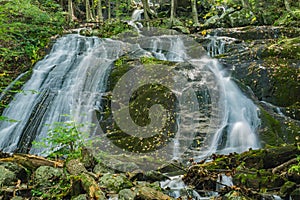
xmin=258 ymin=108 xmax=285 ymax=146
xmin=33 ymin=166 xmax=64 ymax=188
xmin=280 ymin=181 xmax=297 ymax=198
xmin=238 ymin=144 xmax=299 ymax=169
xmin=99 ymin=173 xmax=133 ymax=192
xmin=118 ymin=188 xmax=136 ymax=200
xmin=262 ymin=37 xmax=300 ymax=60
xmin=0 ymin=165 xmax=17 ymax=187
xmin=234 ymin=169 xmax=285 ymax=189
xmin=101 ymin=56 xmax=179 ymax=155
xmin=259 ymin=106 xmax=300 ymax=146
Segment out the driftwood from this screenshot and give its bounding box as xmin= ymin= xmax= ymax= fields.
xmin=0 ymin=153 xmax=63 ymax=170
xmin=272 ymin=157 xmax=297 ymax=174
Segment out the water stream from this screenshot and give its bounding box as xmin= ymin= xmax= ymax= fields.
xmin=0 ymin=9 xmax=264 ymax=199
xmin=0 ymin=29 xmax=260 ymax=157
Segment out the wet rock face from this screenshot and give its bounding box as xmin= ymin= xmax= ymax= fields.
xmin=195 ymin=26 xmax=300 ymax=146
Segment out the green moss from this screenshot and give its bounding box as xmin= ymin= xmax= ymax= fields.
xmin=96 ymin=19 xmax=132 ymax=38
xmin=263 ymin=37 xmax=300 ymax=60
xmin=234 ymin=169 xmax=285 ymax=190
xmin=0 ymin=0 xmax=65 ymax=112
xmin=259 ymin=108 xmax=285 ymax=146
xmin=101 ymin=57 xmax=179 ymax=154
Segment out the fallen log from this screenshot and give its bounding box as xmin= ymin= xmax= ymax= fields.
xmin=272 ymin=158 xmax=297 ymax=174
xmin=0 ymin=153 xmax=64 ymax=170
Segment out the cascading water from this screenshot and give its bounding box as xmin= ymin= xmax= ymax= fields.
xmin=127 ymin=9 xmax=144 ymax=32
xmin=0 ymin=28 xmax=262 ymax=199
xmin=0 ymin=35 xmax=126 ymax=153
xmin=0 ymin=31 xmax=260 ymax=157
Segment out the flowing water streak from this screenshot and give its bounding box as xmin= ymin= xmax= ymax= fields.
xmin=0 ymin=34 xmax=125 ymax=153
xmin=127 ymin=9 xmax=144 ymax=32
xmin=198 ymin=36 xmax=261 ymax=157
xmin=0 ymin=30 xmax=260 ymax=160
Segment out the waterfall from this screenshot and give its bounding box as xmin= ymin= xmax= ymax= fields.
xmin=0 ymin=28 xmax=260 ymax=163
xmin=127 ymin=9 xmax=144 ymax=32
xmin=0 ymin=34 xmax=125 ymax=153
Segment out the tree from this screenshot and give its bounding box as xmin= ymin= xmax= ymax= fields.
xmin=67 ymin=0 xmax=76 ymax=22
xmin=97 ymin=0 xmax=103 ymax=22
xmin=170 ymin=0 xmax=176 ymax=26
xmin=141 ymin=0 xmax=156 ymax=20
xmin=85 ymin=0 xmax=94 ymax=21
xmin=191 ymin=0 xmax=199 ymax=25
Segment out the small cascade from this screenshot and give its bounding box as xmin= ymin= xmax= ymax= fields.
xmin=160 ymin=176 xmax=202 ymax=199
xmin=0 ymin=71 xmax=29 ymax=101
xmin=127 ymin=9 xmax=144 ymax=32
xmin=261 ymin=100 xmax=285 ymax=116
xmin=216 ymin=174 xmax=233 ymax=191
xmin=206 ymin=35 xmax=237 ymax=57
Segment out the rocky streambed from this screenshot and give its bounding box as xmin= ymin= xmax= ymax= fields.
xmin=0 ymin=144 xmax=299 ymax=199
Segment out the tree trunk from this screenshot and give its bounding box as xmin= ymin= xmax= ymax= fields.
xmin=107 ymin=0 xmax=111 ymax=19
xmin=141 ymin=0 xmax=150 ymax=20
xmin=85 ymin=0 xmax=94 ymax=22
xmin=170 ymin=0 xmax=176 ymax=26
xmin=97 ymin=0 xmax=103 ymax=22
xmin=141 ymin=0 xmax=156 ymax=20
xmin=68 ymin=0 xmax=75 ymax=22
xmin=191 ymin=0 xmax=199 ymax=25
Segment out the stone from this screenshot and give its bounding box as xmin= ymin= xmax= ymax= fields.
xmin=33 ymin=166 xmax=63 ymax=188
xmin=0 ymin=162 xmax=28 ymax=182
xmin=66 ymin=159 xmax=88 ymax=175
xmin=135 ymin=186 xmax=172 ymax=200
xmin=93 ymin=162 xmax=114 ymax=175
xmin=118 ymin=188 xmax=136 ymax=200
xmin=280 ymin=181 xmax=297 ymax=198
xmin=0 ymin=165 xmax=17 ymax=186
xmin=99 ymin=173 xmax=133 ymax=192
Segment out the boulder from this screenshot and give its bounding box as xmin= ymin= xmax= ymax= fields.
xmin=0 ymin=165 xmax=17 ymax=186
xmin=118 ymin=188 xmax=136 ymax=200
xmin=280 ymin=181 xmax=297 ymax=198
xmin=33 ymin=166 xmax=63 ymax=188
xmin=99 ymin=173 xmax=133 ymax=192
xmin=135 ymin=186 xmax=172 ymax=200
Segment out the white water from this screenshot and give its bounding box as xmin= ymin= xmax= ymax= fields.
xmin=216 ymin=174 xmax=233 ymax=191
xmin=0 ymin=21 xmax=260 ymax=163
xmin=0 ymin=35 xmax=126 ymax=153
xmin=127 ymin=9 xmax=144 ymax=32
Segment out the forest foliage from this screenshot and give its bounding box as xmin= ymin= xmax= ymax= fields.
xmin=0 ymin=0 xmax=65 ymax=111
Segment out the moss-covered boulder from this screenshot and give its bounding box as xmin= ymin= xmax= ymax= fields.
xmin=280 ymin=181 xmax=297 ymax=199
xmin=99 ymin=173 xmax=133 ymax=193
xmin=33 ymin=166 xmax=64 ymax=188
xmin=0 ymin=165 xmax=17 ymax=187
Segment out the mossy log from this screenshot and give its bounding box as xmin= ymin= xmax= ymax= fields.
xmin=0 ymin=153 xmax=63 ymax=170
